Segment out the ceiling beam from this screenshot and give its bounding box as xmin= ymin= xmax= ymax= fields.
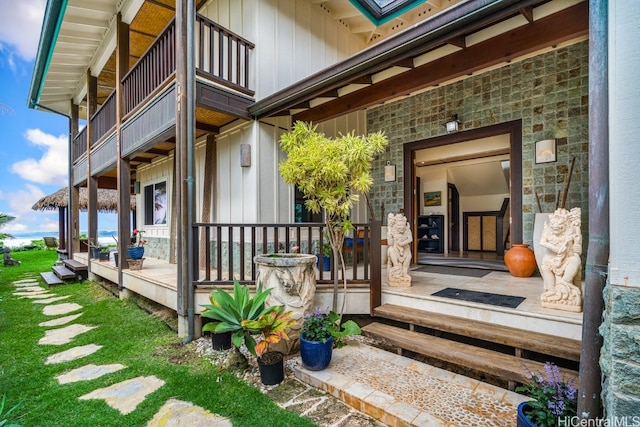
xmin=293 ymin=1 xmax=587 ymax=124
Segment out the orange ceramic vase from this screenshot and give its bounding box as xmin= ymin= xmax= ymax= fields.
xmin=504 ymin=244 xmax=536 ymax=278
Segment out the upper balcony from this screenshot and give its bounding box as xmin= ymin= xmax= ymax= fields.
xmin=72 ymin=10 xmax=255 ymax=171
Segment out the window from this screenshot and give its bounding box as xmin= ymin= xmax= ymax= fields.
xmin=294 ymin=186 xmax=322 ymax=223
xmin=349 ymin=0 xmax=423 ymax=26
xmin=144 ymin=181 xmax=167 ymax=225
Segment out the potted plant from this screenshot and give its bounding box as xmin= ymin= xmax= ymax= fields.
xmin=242 ymin=305 xmax=296 ymax=385
xmin=201 ymin=280 xmax=277 ymax=351
xmin=127 ymin=229 xmax=146 ymax=260
xmin=316 ymin=236 xmax=332 ymax=272
xmin=516 ymin=362 xmax=577 ymax=427
xmin=279 ymin=122 xmax=388 ymax=311
xmin=299 ymin=308 xmax=362 ymax=371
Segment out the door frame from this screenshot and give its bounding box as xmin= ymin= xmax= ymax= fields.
xmin=403 ymin=120 xmax=523 ymax=260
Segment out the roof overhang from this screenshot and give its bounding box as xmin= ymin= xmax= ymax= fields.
xmin=250 ymin=0 xmax=587 ymax=123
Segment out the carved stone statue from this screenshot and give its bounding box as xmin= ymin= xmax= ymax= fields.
xmin=539 ymin=207 xmax=583 ymax=312
xmin=386 ymin=213 xmax=412 ymax=287
xmin=3 ymin=247 xmax=21 ymax=266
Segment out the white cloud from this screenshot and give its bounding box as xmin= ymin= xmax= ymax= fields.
xmin=0 ymin=0 xmax=46 ymax=61
xmin=11 ymin=128 xmax=68 ymax=186
xmin=0 ymin=183 xmax=55 ymax=231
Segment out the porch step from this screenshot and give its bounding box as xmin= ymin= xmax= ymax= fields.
xmin=40 ymin=271 xmax=64 ymax=286
xmin=52 ymin=265 xmax=77 ymax=281
xmin=64 ymin=259 xmax=88 ymax=272
xmin=362 ymin=322 xmax=578 ymax=385
xmin=373 ymin=304 xmax=581 ymax=361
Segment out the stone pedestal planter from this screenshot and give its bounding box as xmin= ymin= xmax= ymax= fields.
xmin=254 ymin=253 xmax=317 ymax=354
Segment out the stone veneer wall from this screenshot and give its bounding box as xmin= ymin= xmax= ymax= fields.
xmin=367 ymin=40 xmax=589 ymax=245
xmin=600 ymin=284 xmax=640 ymax=417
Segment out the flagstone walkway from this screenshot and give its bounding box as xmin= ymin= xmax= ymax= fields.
xmin=11 ymin=276 xmax=232 ymax=426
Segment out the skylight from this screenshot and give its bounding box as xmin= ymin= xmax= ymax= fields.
xmin=349 ymin=0 xmax=425 ymax=26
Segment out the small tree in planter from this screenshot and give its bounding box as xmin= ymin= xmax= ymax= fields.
xmin=279 ymin=121 xmax=388 ymax=311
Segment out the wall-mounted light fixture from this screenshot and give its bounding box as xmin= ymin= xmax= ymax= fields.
xmin=535 ymin=139 xmax=556 ymax=164
xmin=133 ymin=181 xmax=140 ymax=194
xmin=240 ymin=144 xmax=251 ymax=167
xmin=384 ymin=161 xmax=396 ymax=182
xmin=444 ymin=114 xmax=460 ymax=134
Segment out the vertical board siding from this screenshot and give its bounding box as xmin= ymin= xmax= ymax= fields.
xmin=90 ymin=133 xmax=117 ymax=175
xmin=199 ymin=0 xmax=366 ymax=99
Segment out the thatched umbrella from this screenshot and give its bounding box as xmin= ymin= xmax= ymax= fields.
xmin=32 ymin=187 xmax=136 ymax=212
xmin=32 ymin=187 xmax=136 ymax=251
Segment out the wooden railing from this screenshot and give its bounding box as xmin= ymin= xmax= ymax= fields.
xmin=191 ymin=222 xmax=380 ymax=288
xmin=90 ymin=90 xmax=116 ymax=144
xmin=122 ymin=19 xmax=176 ymax=116
xmin=72 ymin=127 xmax=87 ymax=163
xmin=196 ymin=15 xmax=255 ymax=96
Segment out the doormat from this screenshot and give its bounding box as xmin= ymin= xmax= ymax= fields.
xmin=431 ymin=287 xmax=525 ymax=309
xmin=414 ymin=265 xmax=490 ymax=278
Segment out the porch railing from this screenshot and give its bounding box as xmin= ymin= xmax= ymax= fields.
xmin=122 ymin=19 xmax=176 ymax=116
xmin=72 ymin=128 xmax=87 ymax=163
xmin=196 ymin=15 xmax=255 ymax=96
xmin=191 ymin=222 xmax=381 ymax=289
xmin=72 ymin=14 xmax=255 ymax=152
xmin=90 ymin=90 xmax=116 ymax=144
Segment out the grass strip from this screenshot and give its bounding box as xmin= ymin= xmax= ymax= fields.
xmin=0 ymin=250 xmax=316 ymax=427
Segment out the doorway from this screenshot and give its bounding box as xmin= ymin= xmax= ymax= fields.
xmin=403 ymin=120 xmax=523 ymax=268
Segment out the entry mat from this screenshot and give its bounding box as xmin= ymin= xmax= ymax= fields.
xmin=414 ymin=265 xmax=490 ymax=278
xmin=431 ymin=287 xmax=526 ymax=309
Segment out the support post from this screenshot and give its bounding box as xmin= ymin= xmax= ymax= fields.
xmin=578 ymin=0 xmax=609 ymax=419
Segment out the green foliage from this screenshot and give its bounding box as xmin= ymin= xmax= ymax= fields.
xmin=279 ymin=122 xmax=388 ymax=310
xmin=0 ymin=214 xmax=15 ymax=241
xmin=0 ymin=395 xmax=22 ymax=427
xmin=241 ymin=306 xmax=296 ymax=357
xmin=516 ymin=362 xmax=577 ymax=427
xmin=201 ymin=280 xmax=278 ymax=354
xmin=301 ymin=308 xmax=361 ymax=348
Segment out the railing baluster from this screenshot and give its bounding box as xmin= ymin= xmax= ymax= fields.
xmin=205 ymin=226 xmax=211 ymax=281
xmin=228 ymin=227 xmax=234 ymax=281
xmin=216 ymin=226 xmax=223 ymax=281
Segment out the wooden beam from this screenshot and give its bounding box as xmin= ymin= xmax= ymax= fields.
xmin=520 ymin=6 xmax=534 ymax=23
xmin=195 ymin=121 xmax=220 ymax=134
xmin=447 ymin=35 xmax=466 ymax=49
xmin=294 ymin=2 xmax=588 ymax=124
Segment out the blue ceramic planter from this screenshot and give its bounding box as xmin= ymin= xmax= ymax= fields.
xmin=128 ymin=246 xmax=144 ymax=259
xmin=300 ymin=335 xmax=333 ymax=371
xmin=517 ymin=402 xmax=538 ymax=427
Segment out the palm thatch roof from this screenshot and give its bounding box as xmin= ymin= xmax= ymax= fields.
xmin=32 ymin=187 xmax=136 ymax=213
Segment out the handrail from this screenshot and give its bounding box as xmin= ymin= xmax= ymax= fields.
xmin=191 ymin=222 xmax=379 ymax=287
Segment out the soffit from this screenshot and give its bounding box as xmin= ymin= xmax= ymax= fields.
xmin=254 ymin=0 xmax=587 ymax=122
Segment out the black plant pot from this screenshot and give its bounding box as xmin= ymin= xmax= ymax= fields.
xmin=257 ymin=351 xmax=284 ymax=385
xmin=211 ymin=331 xmax=232 ymax=350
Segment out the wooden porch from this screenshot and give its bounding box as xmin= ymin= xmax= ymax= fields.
xmin=73 ymin=247 xmax=582 ymax=341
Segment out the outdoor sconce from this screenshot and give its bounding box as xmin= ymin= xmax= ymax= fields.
xmin=240 ymin=144 xmax=251 ymax=167
xmin=384 ymin=161 xmax=396 ymax=182
xmin=535 ymin=139 xmax=556 ymax=164
xmin=444 ymin=114 xmax=460 ymax=134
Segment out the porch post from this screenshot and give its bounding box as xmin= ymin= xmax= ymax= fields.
xmin=578 ymin=0 xmax=608 ymax=419
xmin=175 ymin=0 xmax=196 ymax=340
xmin=116 ymin=13 xmax=131 ymax=278
xmin=69 ymin=103 xmax=80 ymax=257
xmin=87 ymin=71 xmax=98 ymax=269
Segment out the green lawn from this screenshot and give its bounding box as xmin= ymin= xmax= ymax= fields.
xmin=0 ymin=250 xmax=316 ymax=427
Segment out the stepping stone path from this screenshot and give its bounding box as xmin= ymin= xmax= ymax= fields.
xmin=11 ymin=274 xmax=229 ymax=425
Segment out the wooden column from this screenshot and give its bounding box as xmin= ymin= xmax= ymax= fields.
xmin=116 ymin=13 xmax=131 ymax=276
xmin=87 ymin=71 xmax=98 ymax=262
xmin=199 ymin=134 xmax=216 ymax=269
xmin=176 ymin=0 xmax=188 ymax=319
xmin=69 ymin=103 xmax=80 ymax=256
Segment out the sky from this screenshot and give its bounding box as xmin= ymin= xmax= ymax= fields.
xmin=0 ymin=0 xmax=116 ymax=234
